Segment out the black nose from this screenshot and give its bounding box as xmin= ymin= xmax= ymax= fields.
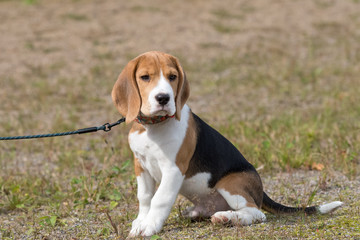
xmin=155 ymin=93 xmax=170 ymax=106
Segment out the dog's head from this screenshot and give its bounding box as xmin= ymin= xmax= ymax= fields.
xmin=112 ymin=51 xmax=190 ymax=124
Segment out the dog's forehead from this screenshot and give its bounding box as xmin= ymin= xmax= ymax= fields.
xmin=136 ymin=52 xmax=177 ymax=75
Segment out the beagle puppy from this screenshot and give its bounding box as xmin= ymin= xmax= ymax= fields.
xmin=112 ymin=51 xmax=343 ymax=237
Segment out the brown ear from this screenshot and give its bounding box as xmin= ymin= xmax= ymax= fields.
xmin=171 ymin=56 xmax=190 ymax=120
xmin=111 ymin=58 xmax=141 ymax=124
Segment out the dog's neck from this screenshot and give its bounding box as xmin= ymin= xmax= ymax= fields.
xmin=134 ymin=113 xmax=175 ymax=125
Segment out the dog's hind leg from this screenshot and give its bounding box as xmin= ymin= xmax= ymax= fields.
xmin=211 ymin=197 xmax=266 ymax=225
xmin=211 ymin=171 xmax=266 ymax=225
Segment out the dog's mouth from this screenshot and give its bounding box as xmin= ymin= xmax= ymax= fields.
xmin=150 ymin=105 xmax=174 ymax=116
xmin=139 ymin=106 xmax=173 ymax=118
xmin=153 ymin=107 xmax=169 ymax=116
xmin=136 ymin=111 xmax=175 ymax=125
xmin=141 ymin=99 xmax=175 ymax=119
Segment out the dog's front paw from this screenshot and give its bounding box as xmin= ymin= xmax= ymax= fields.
xmin=128 ymin=217 xmax=163 ymax=237
xmin=140 ymin=223 xmax=158 ymax=236
xmin=128 ymin=217 xmax=144 ymax=237
xmin=140 ymin=217 xmax=163 ymax=237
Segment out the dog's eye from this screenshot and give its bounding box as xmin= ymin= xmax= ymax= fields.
xmin=140 ymin=75 xmax=150 ymax=81
xmin=168 ymin=74 xmax=177 ymax=81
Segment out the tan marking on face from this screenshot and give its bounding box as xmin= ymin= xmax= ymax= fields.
xmin=215 ymin=172 xmax=263 ymax=208
xmin=176 ymin=112 xmax=197 ymax=175
xmin=134 ymin=157 xmax=144 ymax=177
xmin=135 ymin=52 xmax=179 ymax=116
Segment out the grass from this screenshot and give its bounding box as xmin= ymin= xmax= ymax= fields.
xmin=211 ymin=21 xmax=241 ymax=34
xmin=0 ymin=0 xmax=360 ymax=239
xmin=62 ymin=13 xmax=88 ymax=21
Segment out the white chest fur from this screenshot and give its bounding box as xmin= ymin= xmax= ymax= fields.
xmin=128 ymin=105 xmax=190 ymax=183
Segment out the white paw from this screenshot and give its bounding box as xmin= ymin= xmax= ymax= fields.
xmin=128 ymin=217 xmax=163 ymax=237
xmin=211 ymin=211 xmax=233 ymax=224
xmin=211 ymin=208 xmax=266 ymax=226
xmin=139 ymin=218 xmax=163 ymax=237
xmin=128 ymin=217 xmax=145 ymax=237
xmin=140 ymin=224 xmax=158 ymax=236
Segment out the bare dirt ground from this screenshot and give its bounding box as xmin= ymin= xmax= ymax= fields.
xmin=0 ymin=0 xmax=359 ymax=239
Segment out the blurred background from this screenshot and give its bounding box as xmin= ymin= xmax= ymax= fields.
xmin=0 ymin=0 xmax=359 ymax=238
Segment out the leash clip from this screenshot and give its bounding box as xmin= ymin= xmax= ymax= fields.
xmin=102 ymin=118 xmax=126 ymax=132
xmin=103 ymin=123 xmax=112 ymax=132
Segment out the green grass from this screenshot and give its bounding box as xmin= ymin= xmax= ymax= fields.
xmin=210 ymin=21 xmax=241 ymax=34
xmin=0 ymin=0 xmax=359 ymax=238
xmin=62 ymin=13 xmax=88 ymax=21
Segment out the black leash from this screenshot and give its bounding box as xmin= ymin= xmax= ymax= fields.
xmin=0 ymin=118 xmax=125 ymax=141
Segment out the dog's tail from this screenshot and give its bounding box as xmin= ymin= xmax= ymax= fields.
xmin=261 ymin=192 xmax=343 ymax=215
